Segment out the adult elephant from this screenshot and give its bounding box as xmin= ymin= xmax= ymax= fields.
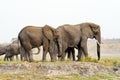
xmin=18 ymin=25 xmax=57 ymax=62
xmin=55 ymin=22 xmax=101 ymax=61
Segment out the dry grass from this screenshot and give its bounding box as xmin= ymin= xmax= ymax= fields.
xmin=0 ymin=54 xmax=120 ymax=80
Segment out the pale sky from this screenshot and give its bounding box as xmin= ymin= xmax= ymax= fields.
xmin=0 ymin=0 xmax=120 ymax=43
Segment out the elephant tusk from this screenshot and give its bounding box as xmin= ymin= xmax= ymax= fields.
xmin=96 ymin=40 xmax=101 ymax=46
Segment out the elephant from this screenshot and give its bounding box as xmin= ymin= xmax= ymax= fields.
xmin=55 ymin=22 xmax=101 ymax=61
xmin=18 ymin=25 xmax=57 ymax=62
xmin=4 ymin=40 xmax=21 ymax=61
xmin=4 ymin=44 xmax=40 ymax=61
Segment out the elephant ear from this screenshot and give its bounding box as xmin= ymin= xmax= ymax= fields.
xmin=88 ymin=23 xmax=100 ymax=34
xmin=42 ymin=25 xmax=54 ymax=40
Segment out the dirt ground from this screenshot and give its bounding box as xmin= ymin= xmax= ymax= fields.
xmin=0 ymin=62 xmax=120 ymax=77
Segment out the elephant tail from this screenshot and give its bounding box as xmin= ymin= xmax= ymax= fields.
xmin=33 ymin=47 xmax=40 ymax=55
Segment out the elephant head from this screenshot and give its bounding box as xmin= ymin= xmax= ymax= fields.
xmin=81 ymin=22 xmax=101 ymax=60
xmin=0 ymin=45 xmax=8 ymax=56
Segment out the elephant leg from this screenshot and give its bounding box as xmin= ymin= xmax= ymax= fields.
xmin=77 ymin=48 xmax=83 ymax=61
xmin=67 ymin=49 xmax=73 ymax=61
xmin=58 ymin=42 xmax=62 ymax=57
xmin=49 ymin=52 xmax=53 ymax=62
xmin=23 ymin=50 xmax=27 ymax=61
xmin=20 ymin=47 xmax=25 ymax=61
xmin=21 ymin=50 xmax=26 ymax=61
xmin=42 ymin=50 xmax=47 ymax=62
xmin=20 ymin=53 xmax=23 ymax=61
xmin=10 ymin=56 xmax=13 ymax=61
xmin=22 ymin=51 xmax=28 ymax=61
xmin=61 ymin=47 xmax=66 ymax=61
xmin=24 ymin=53 xmax=28 ymax=61
xmin=67 ymin=49 xmax=71 ymax=60
xmin=72 ymin=48 xmax=75 ymax=61
xmin=42 ymin=45 xmax=47 ymax=62
xmin=81 ymin=39 xmax=88 ymax=57
xmin=61 ymin=45 xmax=68 ymax=61
xmin=24 ymin=50 xmax=30 ymax=62
xmin=28 ymin=50 xmax=34 ymax=62
xmin=42 ymin=39 xmax=49 ymax=62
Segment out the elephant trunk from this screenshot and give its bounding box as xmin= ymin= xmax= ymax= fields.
xmin=96 ymin=31 xmax=101 ymax=60
xmin=57 ymin=43 xmax=62 ymax=57
xmin=50 ymin=40 xmax=57 ymax=62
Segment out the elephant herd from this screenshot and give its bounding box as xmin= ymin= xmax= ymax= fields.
xmin=0 ymin=22 xmax=101 ymax=62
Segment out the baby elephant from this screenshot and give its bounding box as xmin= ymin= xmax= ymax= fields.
xmin=4 ymin=41 xmax=20 ymax=61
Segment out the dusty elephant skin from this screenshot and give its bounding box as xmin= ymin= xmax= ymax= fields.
xmin=55 ymin=22 xmax=101 ymax=61
xmin=18 ymin=25 xmax=57 ymax=62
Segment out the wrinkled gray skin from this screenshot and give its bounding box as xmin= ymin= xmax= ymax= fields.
xmin=55 ymin=22 xmax=101 ymax=61
xmin=4 ymin=40 xmax=20 ymax=61
xmin=18 ymin=25 xmax=57 ymax=62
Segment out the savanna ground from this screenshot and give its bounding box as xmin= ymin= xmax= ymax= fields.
xmin=0 ymin=39 xmax=120 ymax=80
